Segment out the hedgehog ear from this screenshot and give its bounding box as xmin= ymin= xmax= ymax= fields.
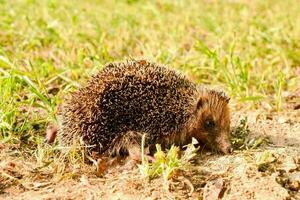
xmin=196 ymin=97 xmax=205 ymax=110
xmin=225 ymin=97 xmax=230 ymax=103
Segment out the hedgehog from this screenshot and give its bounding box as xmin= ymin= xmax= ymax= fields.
xmin=58 ymin=60 xmax=232 ymax=159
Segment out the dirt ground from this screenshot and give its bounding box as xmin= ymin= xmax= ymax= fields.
xmin=1 ymin=103 xmax=299 ymax=200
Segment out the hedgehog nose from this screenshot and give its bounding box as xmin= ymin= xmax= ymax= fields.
xmin=228 ymin=147 xmax=233 ymax=154
xmin=223 ymin=146 xmax=233 ymax=154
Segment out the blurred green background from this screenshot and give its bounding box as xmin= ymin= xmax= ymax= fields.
xmin=0 ymin=0 xmax=299 ymax=146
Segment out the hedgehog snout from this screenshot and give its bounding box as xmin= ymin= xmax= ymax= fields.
xmin=216 ymin=132 xmax=233 ymax=154
xmin=220 ymin=143 xmax=233 ymax=154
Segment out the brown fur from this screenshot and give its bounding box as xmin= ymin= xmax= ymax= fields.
xmin=58 ymin=60 xmax=232 ymax=157
xmin=188 ymin=88 xmax=231 ymax=153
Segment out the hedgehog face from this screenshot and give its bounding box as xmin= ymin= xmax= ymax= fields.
xmin=192 ymin=90 xmax=232 ymax=154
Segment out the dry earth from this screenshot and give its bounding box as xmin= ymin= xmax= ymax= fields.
xmin=1 ymin=101 xmax=299 ymax=200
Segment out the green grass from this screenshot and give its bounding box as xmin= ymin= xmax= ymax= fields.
xmin=0 ymin=0 xmax=299 ymax=176
xmin=139 ymin=136 xmax=198 ymax=189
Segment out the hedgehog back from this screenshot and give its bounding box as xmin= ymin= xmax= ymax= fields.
xmin=61 ymin=61 xmax=197 ymax=154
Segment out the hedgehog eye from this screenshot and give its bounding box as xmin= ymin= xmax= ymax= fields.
xmin=204 ymin=119 xmax=215 ymax=130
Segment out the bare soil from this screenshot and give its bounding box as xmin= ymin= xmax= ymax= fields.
xmin=1 ymin=106 xmax=299 ymax=200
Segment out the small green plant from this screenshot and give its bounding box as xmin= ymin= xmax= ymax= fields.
xmin=138 ymin=136 xmax=199 ymax=184
xmin=231 ymin=118 xmax=251 ymax=150
xmin=274 ymin=71 xmax=285 ymax=112
xmin=231 ymin=118 xmax=269 ymax=150
xmin=256 ymin=151 xmax=276 ymax=172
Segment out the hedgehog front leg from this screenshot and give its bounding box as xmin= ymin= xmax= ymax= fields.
xmin=125 ymin=131 xmax=155 ymax=162
xmin=111 ymin=131 xmax=154 ymax=162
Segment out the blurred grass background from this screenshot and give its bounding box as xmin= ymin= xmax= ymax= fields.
xmin=0 ymin=0 xmax=299 ymax=149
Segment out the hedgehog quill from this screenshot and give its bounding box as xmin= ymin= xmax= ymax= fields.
xmin=58 ymin=60 xmax=232 ymax=159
